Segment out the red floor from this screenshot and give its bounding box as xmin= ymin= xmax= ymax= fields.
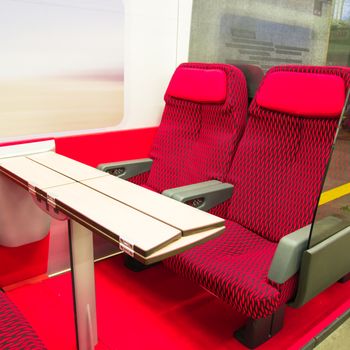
xmin=7 ymin=254 xmax=350 ymax=350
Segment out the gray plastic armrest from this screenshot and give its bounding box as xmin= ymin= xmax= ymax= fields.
xmin=97 ymin=158 xmax=153 ymax=179
xmin=162 ymin=180 xmax=233 ymax=212
xmin=162 ymin=180 xmax=221 ymax=198
xmin=268 ymin=225 xmax=311 ymax=284
xmin=268 ymin=216 xmax=348 ymax=284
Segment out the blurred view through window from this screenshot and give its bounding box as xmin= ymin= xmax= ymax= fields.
xmin=327 ymin=0 xmax=350 ymax=65
xmin=0 ymin=0 xmax=124 ymax=138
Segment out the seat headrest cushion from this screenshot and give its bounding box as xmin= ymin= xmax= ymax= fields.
xmin=256 ymin=72 xmax=346 ymax=118
xmin=166 ymin=67 xmax=227 ymax=103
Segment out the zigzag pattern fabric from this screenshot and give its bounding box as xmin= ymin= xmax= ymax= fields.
xmin=227 ymin=65 xmax=350 ymax=242
xmin=128 ymin=171 xmax=151 ymax=186
xmin=165 ymin=65 xmax=350 ymax=319
xmin=164 ymin=220 xmax=297 ymax=319
xmin=0 ymin=292 xmax=46 ymax=349
xmin=133 ymin=63 xmax=248 ymax=192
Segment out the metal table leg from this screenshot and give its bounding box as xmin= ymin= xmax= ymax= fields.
xmin=68 ymin=220 xmax=98 ymax=350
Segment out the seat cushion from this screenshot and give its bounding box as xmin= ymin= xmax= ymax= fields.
xmin=128 ymin=171 xmax=151 ymax=188
xmin=0 ymin=292 xmax=46 ymax=349
xmin=164 ymin=220 xmax=297 ymax=319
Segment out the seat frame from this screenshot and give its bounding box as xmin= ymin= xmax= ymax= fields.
xmin=235 ymin=304 xmax=286 ymax=349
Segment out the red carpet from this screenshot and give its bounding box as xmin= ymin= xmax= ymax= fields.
xmin=7 ymin=254 xmax=350 ymax=350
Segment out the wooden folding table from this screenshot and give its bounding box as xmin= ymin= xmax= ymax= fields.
xmin=0 ymin=150 xmax=225 ymax=350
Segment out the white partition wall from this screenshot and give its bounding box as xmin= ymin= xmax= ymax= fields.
xmin=121 ymin=0 xmax=193 ymax=129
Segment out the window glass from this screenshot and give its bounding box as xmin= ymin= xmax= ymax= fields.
xmin=327 ymin=0 xmax=350 ymax=65
xmin=0 ymin=0 xmax=124 ymax=138
xmin=309 ymin=99 xmax=350 ymax=247
xmin=189 ymin=1 xmax=350 ymax=246
xmin=189 ymin=0 xmax=334 ymax=71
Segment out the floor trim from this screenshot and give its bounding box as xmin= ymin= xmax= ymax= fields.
xmin=302 ymin=307 xmax=350 ymax=349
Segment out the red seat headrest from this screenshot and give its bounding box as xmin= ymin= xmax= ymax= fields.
xmin=256 ymin=71 xmax=346 ymax=118
xmin=166 ymin=67 xmax=227 ymax=103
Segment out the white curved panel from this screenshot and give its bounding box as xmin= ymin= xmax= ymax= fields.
xmin=0 ymin=174 xmax=50 ymax=247
xmin=120 ymin=0 xmax=193 ymax=129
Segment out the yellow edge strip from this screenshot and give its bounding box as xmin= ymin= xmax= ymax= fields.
xmin=319 ymin=182 xmax=350 ymax=206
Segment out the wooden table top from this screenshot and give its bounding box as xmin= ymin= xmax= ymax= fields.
xmin=0 ymin=152 xmax=225 ymax=262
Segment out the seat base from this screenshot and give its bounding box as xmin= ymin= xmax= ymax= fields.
xmin=234 ymin=304 xmax=286 ymax=349
xmin=124 ymin=255 xmax=158 ymax=272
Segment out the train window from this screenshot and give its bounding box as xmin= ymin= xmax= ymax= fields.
xmin=327 ymin=0 xmax=350 ymax=65
xmin=309 ymin=98 xmax=350 ymax=247
xmin=189 ymin=0 xmax=347 ymax=72
xmin=188 ymin=0 xmax=350 ymax=247
xmin=0 ymin=0 xmax=124 ymax=138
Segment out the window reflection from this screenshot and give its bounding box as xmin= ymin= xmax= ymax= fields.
xmin=327 ymin=0 xmax=350 ymax=65
xmin=309 ymin=97 xmax=350 ymax=247
xmin=190 ymin=0 xmax=333 ymax=71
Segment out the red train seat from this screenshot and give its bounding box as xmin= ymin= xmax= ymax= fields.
xmin=0 ymin=291 xmax=46 ymax=349
xmin=99 ymin=62 xmax=248 ymax=192
xmin=164 ymin=65 xmax=350 ymax=347
xmin=144 ymin=62 xmax=248 ymax=192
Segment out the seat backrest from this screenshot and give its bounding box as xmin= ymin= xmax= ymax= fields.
xmin=225 ymin=65 xmax=350 ymax=243
xmin=145 ymin=63 xmax=248 ymax=193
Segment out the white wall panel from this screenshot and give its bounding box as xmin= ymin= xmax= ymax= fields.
xmin=120 ymin=0 xmax=193 ymax=129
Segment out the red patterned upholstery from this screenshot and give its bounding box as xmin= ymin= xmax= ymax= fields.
xmin=135 ymin=63 xmax=248 ymax=192
xmin=165 ymin=221 xmax=297 ymax=319
xmin=0 ymin=292 xmax=46 ymax=349
xmin=165 ymin=66 xmax=350 ymax=320
xmin=128 ymin=171 xmax=151 ymax=187
xmin=227 ymin=66 xmax=349 ymax=243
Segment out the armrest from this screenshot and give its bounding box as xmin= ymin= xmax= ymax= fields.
xmin=268 ymin=216 xmax=347 ymax=284
xmin=162 ymin=180 xmax=221 ymax=198
xmin=290 ymin=223 xmax=350 ymax=308
xmin=268 ymin=225 xmax=311 ymax=284
xmin=97 ymin=158 xmax=153 ymax=179
xmin=162 ymin=180 xmax=233 ymax=212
